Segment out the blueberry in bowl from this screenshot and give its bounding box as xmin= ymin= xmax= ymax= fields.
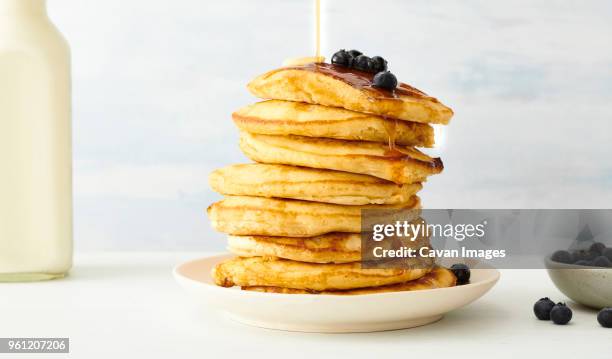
xmin=551 ymin=250 xmax=572 ymax=264
xmin=546 ymin=246 xmax=612 ymax=309
xmin=572 ymin=249 xmax=598 ymax=263
xmin=590 ymin=242 xmax=607 ymax=256
xmin=592 ymin=256 xmax=612 ymax=268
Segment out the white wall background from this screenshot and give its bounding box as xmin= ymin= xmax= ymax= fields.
xmin=49 ymin=0 xmax=612 ymax=251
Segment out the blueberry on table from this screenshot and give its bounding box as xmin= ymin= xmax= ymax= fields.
xmin=604 ymin=248 xmax=612 ymax=261
xmin=550 ymin=303 xmax=572 ymax=325
xmin=353 ymin=55 xmax=372 ymax=72
xmin=450 ymin=263 xmax=470 ymax=285
xmin=590 ymin=242 xmax=607 ymax=256
xmin=533 ymin=297 xmax=556 ymax=320
xmin=551 ymin=250 xmax=572 ymax=264
xmin=597 ymin=308 xmax=612 ymax=328
xmin=591 ymin=256 xmax=612 ymax=267
xmin=370 ymin=56 xmax=388 ymax=73
xmin=372 ymin=71 xmax=398 ymax=91
xmin=347 ymin=49 xmax=362 ymax=58
xmin=331 ymin=50 xmax=351 ymax=67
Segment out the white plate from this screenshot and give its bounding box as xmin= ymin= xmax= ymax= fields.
xmin=174 ymin=254 xmax=500 ymax=333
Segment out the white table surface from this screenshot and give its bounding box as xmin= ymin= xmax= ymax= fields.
xmin=0 ymin=252 xmax=607 ymax=359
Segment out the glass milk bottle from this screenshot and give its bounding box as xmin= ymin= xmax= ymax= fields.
xmin=0 ymin=0 xmax=72 ymax=281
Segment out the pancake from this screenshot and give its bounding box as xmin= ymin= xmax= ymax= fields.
xmin=227 ymin=233 xmax=361 ymax=263
xmin=227 ymin=231 xmax=431 ymax=264
xmin=239 ymin=132 xmax=443 ymax=184
xmin=209 ymin=163 xmax=422 ymax=205
xmin=212 ymin=256 xmax=434 ymax=291
xmin=243 ymin=267 xmax=456 ymax=295
xmin=207 ymin=195 xmax=421 ymax=237
xmin=247 ymin=63 xmax=453 ymax=125
xmin=233 ymin=100 xmax=434 ymax=147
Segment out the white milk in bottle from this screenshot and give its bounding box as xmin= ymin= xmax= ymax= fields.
xmin=0 ymin=0 xmax=72 ymax=281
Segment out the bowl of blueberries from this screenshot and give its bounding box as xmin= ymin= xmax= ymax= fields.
xmin=546 ymin=241 xmax=612 ymax=309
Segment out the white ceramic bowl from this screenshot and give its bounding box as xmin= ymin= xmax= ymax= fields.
xmin=545 ymin=257 xmax=612 ymax=309
xmin=174 ymin=254 xmax=500 ymax=333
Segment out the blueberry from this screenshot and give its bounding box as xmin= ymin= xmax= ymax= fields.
xmin=551 ymin=250 xmax=572 ymax=264
xmin=604 ymin=248 xmax=612 ymax=262
xmin=347 ymin=49 xmax=362 ymax=58
xmin=372 ymin=71 xmax=398 ymax=91
xmin=450 ymin=263 xmax=470 ymax=285
xmin=590 ymin=242 xmax=607 ymax=255
xmin=586 ymin=250 xmax=599 ymax=261
xmin=550 ymin=303 xmax=572 ymax=325
xmin=353 ymin=55 xmax=372 ymax=72
xmin=591 ymin=256 xmax=612 ymax=267
xmin=574 ymin=260 xmax=591 ymax=266
xmin=572 ymin=250 xmax=597 ymax=263
xmin=370 ymin=56 xmax=388 ymax=73
xmin=533 ymin=297 xmax=555 ymax=320
xmin=331 ymin=50 xmax=351 ymax=67
xmin=598 ymin=307 xmax=612 ymax=328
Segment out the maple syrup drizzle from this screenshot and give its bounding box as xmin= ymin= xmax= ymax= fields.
xmin=382 ymin=117 xmax=398 ymax=150
xmin=315 ymin=0 xmax=321 ymax=58
xmin=284 ymin=63 xmax=434 ymax=102
xmin=380 ymin=116 xmax=416 ymax=158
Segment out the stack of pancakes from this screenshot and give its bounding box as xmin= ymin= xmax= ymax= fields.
xmin=207 ymin=61 xmax=456 ymax=294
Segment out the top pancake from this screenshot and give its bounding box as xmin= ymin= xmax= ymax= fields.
xmin=233 ymin=100 xmax=434 ymax=147
xmin=247 ymin=63 xmax=453 ymax=125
